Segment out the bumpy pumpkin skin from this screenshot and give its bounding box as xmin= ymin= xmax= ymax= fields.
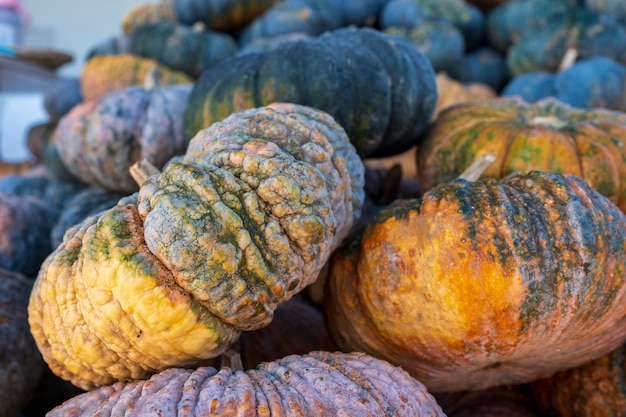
xmin=417 ymin=97 xmax=626 ymax=212
xmin=530 ymin=344 xmax=626 ymax=417
xmin=80 ymin=54 xmax=192 ymax=101
xmin=0 ymin=268 xmax=46 ymax=417
xmin=121 ymin=1 xmax=177 ymax=35
xmin=46 ymin=351 xmax=445 ymax=416
xmin=184 ymin=26 xmax=437 ymax=158
xmin=28 ymin=103 xmax=364 ymax=390
xmin=324 ymin=170 xmax=626 ymax=392
xmin=54 ymin=80 xmax=192 ymax=193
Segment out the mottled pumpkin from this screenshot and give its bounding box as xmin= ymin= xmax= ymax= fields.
xmin=55 ymin=72 xmax=192 ymax=193
xmin=530 ymin=343 xmax=626 ymax=416
xmin=0 ymin=268 xmax=46 ymax=417
xmin=80 ymin=53 xmax=192 ymax=101
xmin=28 ymin=103 xmax=364 ymax=390
xmin=239 ymin=0 xmax=385 ymax=46
xmin=324 ymin=170 xmax=626 ymax=392
xmin=0 ymin=171 xmax=85 ymax=211
xmin=185 ymin=26 xmax=437 ymax=158
xmin=128 ymin=21 xmax=237 ymax=79
xmin=502 ymin=56 xmax=626 ymax=111
xmin=416 ymin=97 xmax=626 ymax=211
xmin=45 ymin=351 xmax=444 ymax=416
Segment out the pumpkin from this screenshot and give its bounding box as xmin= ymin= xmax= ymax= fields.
xmin=26 ymin=121 xmax=55 ymax=162
xmin=122 ymin=0 xmax=278 ymax=35
xmin=85 ymin=34 xmax=130 ymax=60
xmin=50 ymin=186 xmax=126 ymax=248
xmin=383 ymin=22 xmax=465 ymax=73
xmin=502 ymin=56 xmax=626 ymax=111
xmin=0 ymin=268 xmax=46 ymax=417
xmin=447 ymin=46 xmax=509 ymax=91
xmin=80 ymin=53 xmax=192 ymax=101
xmin=43 ymin=76 xmax=84 ymax=123
xmin=416 ymin=97 xmax=626 ymax=211
xmin=487 ymin=0 xmax=626 ymax=76
xmin=379 ymin=0 xmax=486 ymax=51
xmin=432 ymin=72 xmax=497 ymax=120
xmin=238 ymin=0 xmax=385 ymax=46
xmin=530 ymin=343 xmax=626 ymax=416
xmin=185 ymin=26 xmax=437 ymax=158
xmin=128 ymin=21 xmax=238 ymax=79
xmin=45 ymin=351 xmax=444 ymax=416
xmin=435 ymin=385 xmax=542 ymax=417
xmin=55 ymin=69 xmax=192 ymax=193
xmin=323 ymin=170 xmax=626 ymax=392
xmin=0 ymin=171 xmax=86 ymax=211
xmin=28 ymin=103 xmax=364 ymax=390
xmin=585 ymin=0 xmax=626 ymax=23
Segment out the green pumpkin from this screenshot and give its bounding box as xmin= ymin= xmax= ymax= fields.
xmin=185 ymin=26 xmax=437 ymax=158
xmin=128 ymin=21 xmax=238 ymax=78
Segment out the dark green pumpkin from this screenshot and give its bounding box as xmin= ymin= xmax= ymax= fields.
xmin=85 ymin=35 xmax=129 ymax=60
xmin=43 ymin=77 xmax=84 ymax=123
xmin=173 ymin=0 xmax=279 ymax=31
xmin=238 ymin=0 xmax=386 ymax=46
xmin=502 ymin=56 xmax=626 ymax=111
xmin=185 ymin=26 xmax=437 ymax=158
xmin=447 ymin=46 xmax=509 ymax=91
xmin=128 ymin=21 xmax=237 ymax=78
xmin=487 ymin=0 xmax=626 ymax=76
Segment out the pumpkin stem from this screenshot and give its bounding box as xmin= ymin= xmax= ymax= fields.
xmin=143 ymin=66 xmax=162 ymax=90
xmin=459 ymin=153 xmax=496 ymax=182
xmin=129 ymin=159 xmax=161 ymax=186
xmin=192 ymin=21 xmax=207 ymax=32
xmin=220 ymin=348 xmax=244 ymax=371
xmin=557 ymin=47 xmax=578 ymax=72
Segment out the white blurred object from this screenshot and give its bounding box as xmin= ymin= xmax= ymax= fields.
xmin=0 ymin=93 xmax=45 ymax=161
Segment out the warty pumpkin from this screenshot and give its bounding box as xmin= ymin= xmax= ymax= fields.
xmin=28 ymin=103 xmax=364 ymax=390
xmin=185 ymin=26 xmax=437 ymax=158
xmin=45 ymin=351 xmax=444 ymax=416
xmin=323 ymin=170 xmax=626 ymax=392
xmin=80 ymin=53 xmax=192 ymax=101
xmin=0 ymin=268 xmax=46 ymax=417
xmin=55 ymin=68 xmax=192 ymax=193
xmin=416 ymin=97 xmax=626 ymax=211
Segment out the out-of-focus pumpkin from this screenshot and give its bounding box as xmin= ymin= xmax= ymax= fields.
xmin=45 ymin=351 xmax=445 ymax=416
xmin=324 ymin=170 xmax=626 ymax=392
xmin=28 ymin=103 xmax=364 ymax=390
xmin=185 ymin=26 xmax=437 ymax=158
xmin=122 ymin=0 xmax=278 ymax=35
xmin=43 ymin=77 xmax=84 ymax=123
xmin=50 ymin=186 xmax=126 ymax=248
xmin=486 ymin=0 xmax=626 ymax=76
xmin=79 ymin=53 xmax=192 ymax=101
xmin=433 ymin=72 xmax=497 ymax=119
xmin=128 ymin=21 xmax=237 ymax=79
xmin=530 ymin=342 xmax=626 ymax=416
xmin=55 ymin=68 xmax=192 ymax=193
xmin=502 ymin=56 xmax=626 ymax=111
xmin=447 ymin=46 xmax=509 ymax=91
xmin=239 ymin=0 xmax=385 ymax=46
xmin=0 ymin=268 xmax=46 ymax=417
xmin=416 ymin=97 xmax=626 ymax=211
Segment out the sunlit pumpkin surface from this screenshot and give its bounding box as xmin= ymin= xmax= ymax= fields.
xmin=418 ymin=97 xmax=626 ymax=212
xmin=28 ymin=103 xmax=364 ymax=390
xmin=325 ymin=170 xmax=626 ymax=392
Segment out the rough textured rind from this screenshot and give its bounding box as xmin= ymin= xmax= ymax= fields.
xmin=28 ymin=103 xmax=364 ymax=390
xmin=325 ymin=170 xmax=626 ymax=392
xmin=184 ymin=26 xmax=436 ymax=158
xmin=46 ymin=351 xmax=445 ymax=416
xmin=55 ymin=81 xmax=192 ymax=193
xmin=417 ymin=97 xmax=626 ymax=212
xmin=0 ymin=268 xmax=46 ymax=417
xmin=531 ymin=343 xmax=626 ymax=417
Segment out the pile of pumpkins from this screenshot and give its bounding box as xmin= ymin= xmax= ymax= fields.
xmin=2 ymin=0 xmax=626 ymax=415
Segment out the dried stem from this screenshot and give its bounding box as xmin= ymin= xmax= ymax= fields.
xmin=459 ymin=153 xmax=496 ymax=182
xmin=129 ymin=159 xmax=161 ymax=187
xmin=220 ymin=348 xmax=244 ymax=371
